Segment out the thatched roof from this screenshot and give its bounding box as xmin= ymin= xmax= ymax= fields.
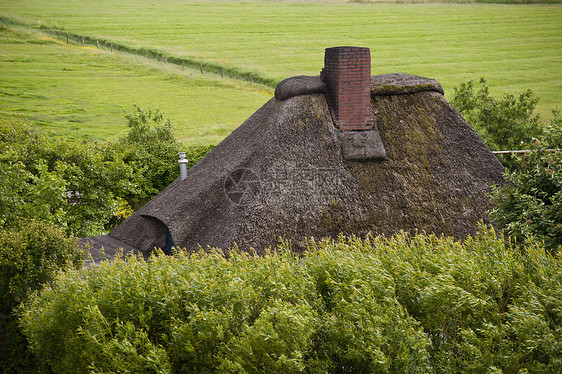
xmin=107 ymin=73 xmax=504 ymax=254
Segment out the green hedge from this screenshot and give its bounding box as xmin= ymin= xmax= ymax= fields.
xmin=0 ymin=220 xmax=84 ymax=373
xmin=21 ymin=228 xmax=561 ymax=373
xmin=0 ymin=220 xmax=84 ymax=315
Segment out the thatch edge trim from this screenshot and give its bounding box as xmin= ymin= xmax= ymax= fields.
xmin=275 ymin=73 xmax=445 ymax=101
xmin=370 ymin=73 xmax=444 ymax=96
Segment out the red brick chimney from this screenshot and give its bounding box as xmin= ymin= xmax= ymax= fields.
xmin=321 ymin=47 xmax=374 ymax=131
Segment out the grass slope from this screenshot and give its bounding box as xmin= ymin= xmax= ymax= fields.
xmin=0 ymin=24 xmax=270 ymax=146
xmin=0 ymin=0 xmax=560 ymax=118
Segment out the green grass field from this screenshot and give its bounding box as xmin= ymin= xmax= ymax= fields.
xmin=0 ymin=0 xmax=560 ymax=145
xmin=0 ymin=25 xmax=270 ymax=146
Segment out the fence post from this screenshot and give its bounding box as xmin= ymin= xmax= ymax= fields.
xmin=249 ymin=73 xmax=253 ymax=83
xmin=221 ymin=67 xmax=224 ymax=78
xmin=96 ymin=40 xmax=99 ymax=48
xmin=81 ymin=36 xmax=84 ymax=46
xmin=164 ymin=56 xmax=167 ymax=63
xmin=182 ymin=61 xmax=185 ymax=70
xmin=66 ymin=34 xmax=68 ymax=44
xmin=110 ymin=42 xmax=113 ymax=52
xmin=200 ymin=65 xmax=203 ymax=74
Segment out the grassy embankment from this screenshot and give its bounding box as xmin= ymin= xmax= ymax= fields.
xmin=0 ymin=0 xmax=560 ymax=145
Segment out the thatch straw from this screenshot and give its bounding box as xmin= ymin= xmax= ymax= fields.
xmin=108 ymin=74 xmax=504 ymax=254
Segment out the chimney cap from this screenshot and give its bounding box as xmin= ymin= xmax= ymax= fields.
xmin=325 ymin=46 xmax=370 ymax=52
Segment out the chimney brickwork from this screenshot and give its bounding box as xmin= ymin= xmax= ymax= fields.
xmin=322 ymin=47 xmax=374 ymax=131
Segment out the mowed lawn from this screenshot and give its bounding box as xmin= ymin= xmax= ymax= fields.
xmin=0 ymin=0 xmax=560 ymax=144
xmin=0 ymin=25 xmax=270 ymax=146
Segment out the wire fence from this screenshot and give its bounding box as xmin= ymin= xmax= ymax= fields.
xmin=54 ymin=30 xmax=273 ymax=88
xmin=492 ymin=149 xmax=561 ymax=154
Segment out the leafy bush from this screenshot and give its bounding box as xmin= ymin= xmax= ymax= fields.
xmin=0 ymin=112 xmax=213 ymax=236
xmin=0 ymin=118 xmax=137 ymax=236
xmin=106 ymin=105 xmax=182 ymax=208
xmin=451 ymin=77 xmax=543 ymax=152
xmin=451 ymin=79 xmax=561 ymax=252
xmin=375 ymin=229 xmax=561 ymax=373
xmin=542 ymin=108 xmax=562 ymax=148
xmin=490 ymin=149 xmax=561 ymax=253
xmin=21 ymin=229 xmax=561 ymax=373
xmin=0 ymin=220 xmax=84 ymax=315
xmin=103 ymin=105 xmax=213 ymax=210
xmin=0 ymin=220 xmax=84 ymax=374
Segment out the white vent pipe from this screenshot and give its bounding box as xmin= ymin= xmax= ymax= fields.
xmin=178 ymin=152 xmax=188 ymax=181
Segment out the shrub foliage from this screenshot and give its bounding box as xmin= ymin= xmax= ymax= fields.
xmin=21 ymin=228 xmax=561 ymax=373
xmin=0 ymin=110 xmax=212 ymax=372
xmin=0 ymin=109 xmax=212 ymax=237
xmin=0 ymin=118 xmax=128 ymax=236
xmin=0 ymin=220 xmax=83 ymax=315
xmin=0 ymin=221 xmax=84 ymax=374
xmin=107 ymin=105 xmax=182 ymax=209
xmin=451 ymin=78 xmax=562 ymax=253
xmin=490 ymin=149 xmax=562 ymax=252
xmin=450 ymin=77 xmax=543 ymax=153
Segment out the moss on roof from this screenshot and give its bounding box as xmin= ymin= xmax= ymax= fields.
xmin=108 ymin=74 xmax=503 ymax=254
